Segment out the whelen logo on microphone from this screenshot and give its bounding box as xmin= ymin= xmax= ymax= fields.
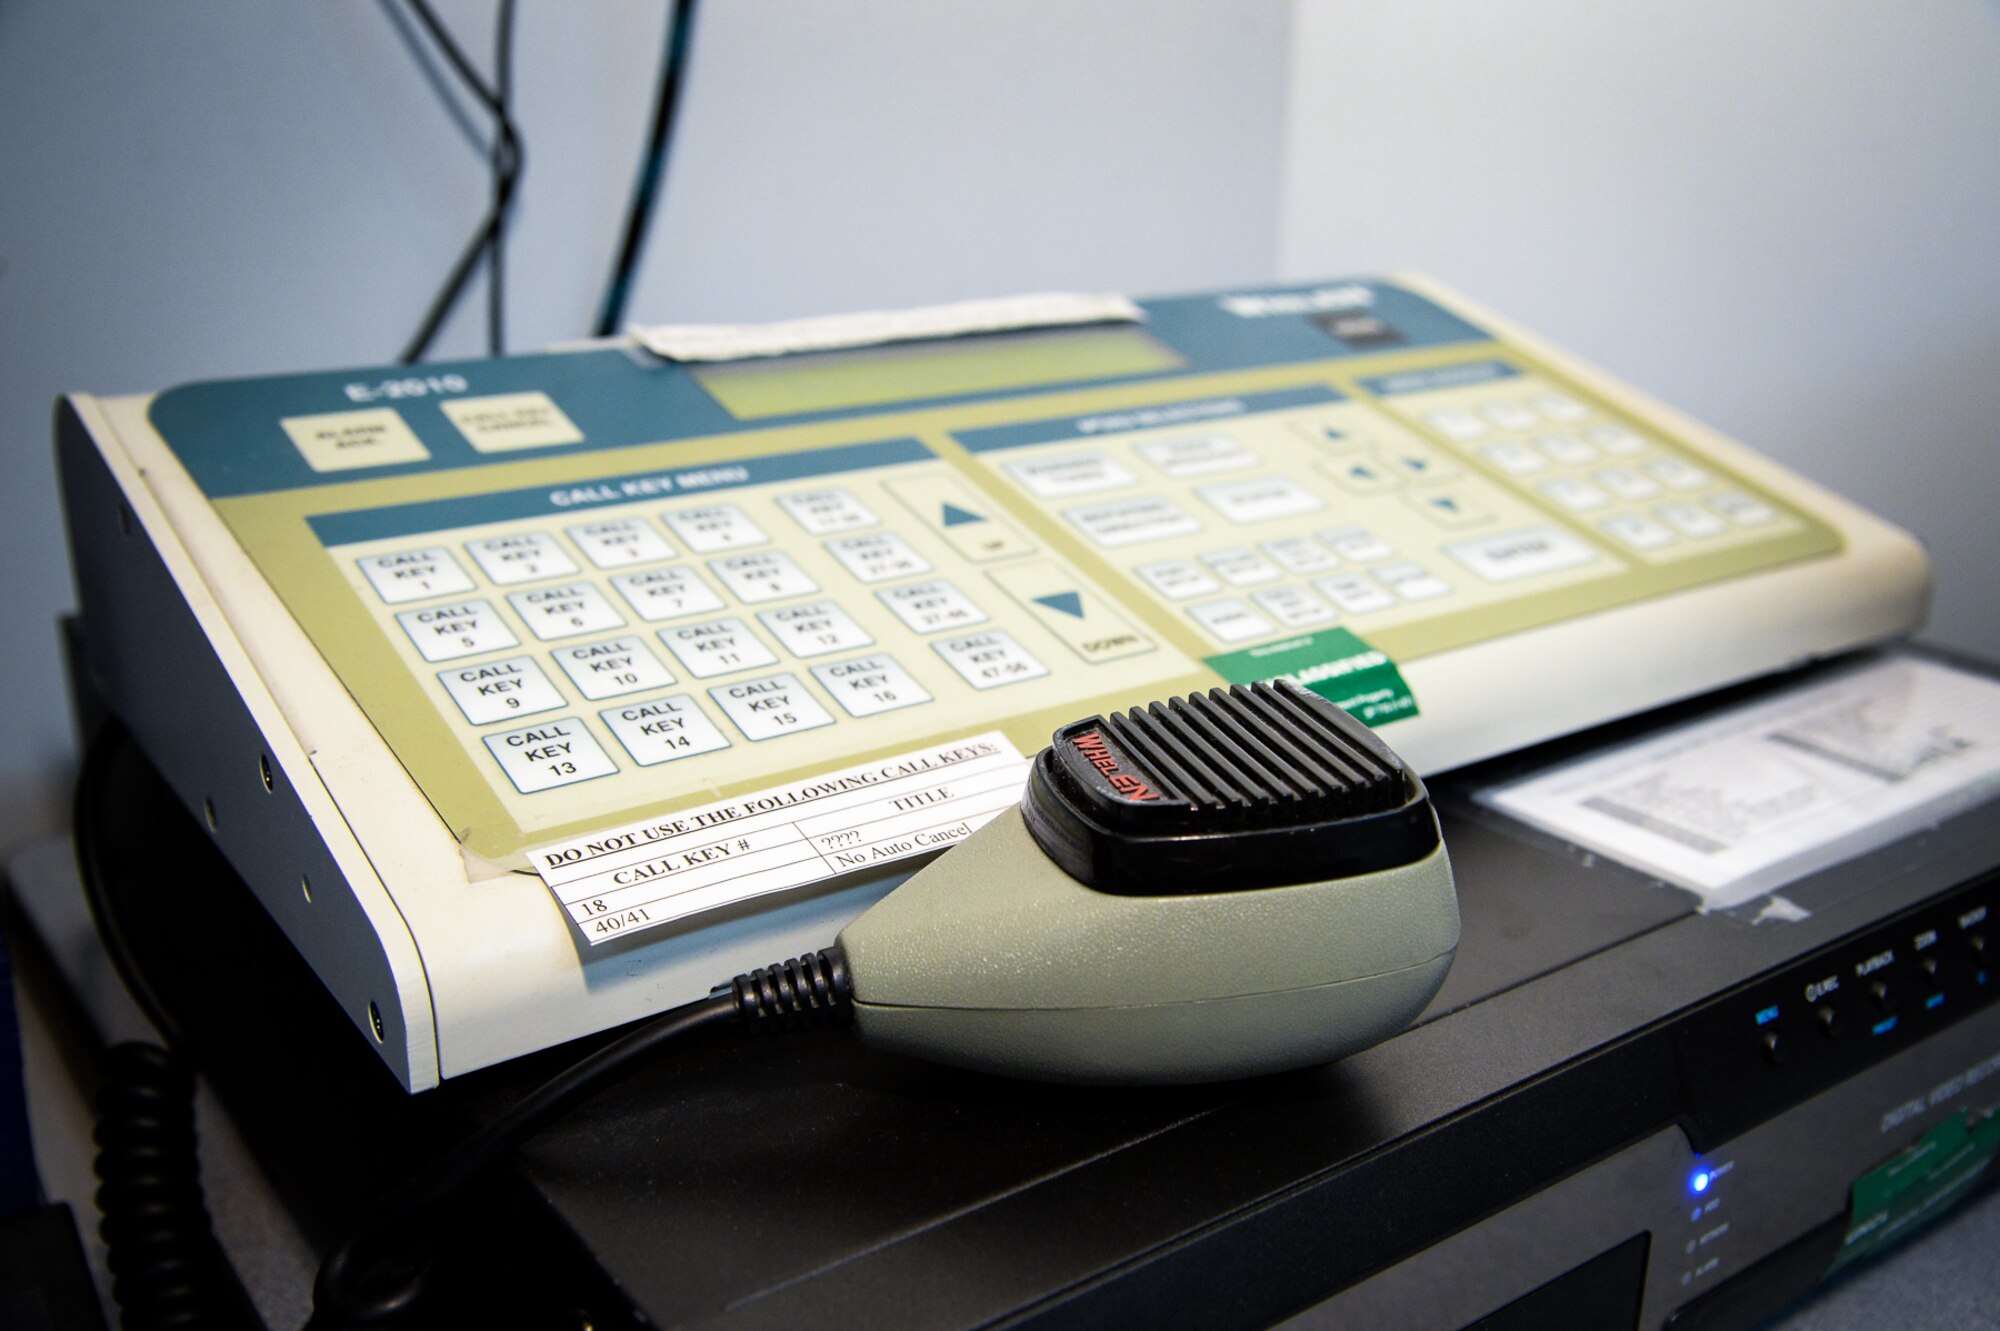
xmin=1070 ymin=730 xmax=1160 ymax=802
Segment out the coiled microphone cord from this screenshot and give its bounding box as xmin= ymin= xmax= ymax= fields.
xmin=75 ymin=720 xmax=265 ymax=1330
xmin=92 ymin=1043 xmax=257 ymax=1330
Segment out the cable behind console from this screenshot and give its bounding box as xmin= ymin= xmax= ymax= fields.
xmin=76 ymin=721 xmax=266 ymax=1331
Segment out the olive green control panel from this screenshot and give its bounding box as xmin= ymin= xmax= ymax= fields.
xmin=146 ymin=279 xmax=1838 ymax=864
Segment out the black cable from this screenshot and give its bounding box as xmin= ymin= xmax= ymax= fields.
xmin=94 ymin=1044 xmax=267 ymax=1330
xmin=309 ymin=949 xmax=851 ymax=1328
xmin=487 ymin=0 xmax=515 ymax=356
xmin=75 ymin=722 xmax=267 ymax=1330
xmin=395 ymin=0 xmax=523 ymax=364
xmin=74 ymin=718 xmax=183 ymax=1051
xmin=374 ymin=0 xmax=487 ymax=156
xmin=592 ymin=0 xmax=701 ymax=337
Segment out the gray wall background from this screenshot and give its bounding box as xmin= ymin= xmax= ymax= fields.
xmin=1282 ymin=0 xmax=2000 ymax=673
xmin=3 ymin=1 xmax=1996 ymax=860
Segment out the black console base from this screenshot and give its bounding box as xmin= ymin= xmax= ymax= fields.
xmin=36 ymin=646 xmax=2000 ymax=1329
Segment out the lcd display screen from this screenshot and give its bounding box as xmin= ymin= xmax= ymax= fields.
xmin=692 ymin=325 xmax=1185 ymax=420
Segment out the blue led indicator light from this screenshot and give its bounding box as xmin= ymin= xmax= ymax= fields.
xmin=1754 ymin=1005 xmax=1780 ymax=1026
xmin=1872 ymin=1016 xmax=1899 ymax=1036
xmin=1926 ymin=992 xmax=1947 ymax=1011
xmin=1690 ymin=1168 xmax=1712 ymax=1195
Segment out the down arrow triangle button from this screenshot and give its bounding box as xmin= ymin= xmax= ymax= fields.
xmin=1033 ymin=591 xmax=1086 ymax=619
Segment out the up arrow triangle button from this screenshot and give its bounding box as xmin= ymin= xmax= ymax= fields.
xmin=1033 ymin=591 xmax=1086 ymax=619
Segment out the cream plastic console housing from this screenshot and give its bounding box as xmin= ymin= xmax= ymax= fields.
xmin=55 ymin=275 xmax=1932 ymax=1090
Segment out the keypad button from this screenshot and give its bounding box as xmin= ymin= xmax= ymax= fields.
xmin=1201 ymin=547 xmax=1283 ymax=587
xmin=1595 ymin=467 xmax=1662 ymax=501
xmin=1582 ymin=424 xmax=1648 ymax=455
xmin=757 ymin=600 xmax=874 ymax=658
xmin=1533 ymin=434 xmax=1600 ymax=467
xmin=1376 ymin=562 xmax=1452 ymax=601
xmin=1187 ymin=598 xmax=1274 ymax=643
xmin=484 ymin=717 xmax=617 ymax=793
xmin=1289 ymin=416 xmax=1352 ymax=448
xmin=1709 ymin=491 xmax=1779 ymax=526
xmin=1657 ymin=502 xmax=1728 ymax=538
xmin=1261 ymin=536 xmax=1340 ymax=575
xmin=1645 ymin=458 xmax=1713 ymax=491
xmin=1253 ymin=585 xmax=1336 ymax=628
xmin=1382 ymin=447 xmax=1459 ymax=484
xmin=1600 ymin=513 xmax=1677 ymax=551
xmin=397 ymin=599 xmax=520 ymax=662
xmin=708 ymin=550 xmax=819 ymax=604
xmin=283 ymin=407 xmax=428 ymax=472
xmin=1322 ymin=454 xmax=1398 ymax=494
xmin=811 ymin=653 xmax=933 ymax=717
xmin=550 ymin=636 xmax=675 ymax=701
xmin=1444 ymin=526 xmax=1603 ymax=583
xmin=933 ymin=630 xmax=1051 ymax=689
xmin=566 ymin=518 xmax=673 ymax=569
xmin=824 ymin=531 xmax=932 ymax=583
xmin=709 ymin=673 xmax=835 ymax=741
xmin=987 ymin=561 xmax=1155 ymax=664
xmin=1424 ymin=408 xmax=1488 ymax=441
xmin=1527 ymin=392 xmax=1590 ymax=422
xmin=358 ymin=547 xmax=476 ymax=604
xmin=600 ymin=693 xmax=731 ymax=765
xmin=1319 ymin=527 xmax=1395 ymax=563
xmin=1478 ymin=441 xmax=1548 ymax=477
xmin=1136 ymin=433 xmax=1258 ymax=478
xmin=506 ymin=583 xmax=626 ymax=641
xmin=465 ymin=532 xmax=579 ymax=586
xmin=882 ymin=475 xmax=1037 ymax=562
xmin=1313 ymin=573 xmax=1397 ymax=615
xmin=878 ymin=579 xmax=988 ymax=634
xmin=658 ymin=617 xmax=780 ymax=679
xmin=1063 ymin=495 xmax=1203 ymax=548
xmin=438 ymin=656 xmax=565 ymax=725
xmin=609 ymin=565 xmax=727 ymax=622
xmin=774 ymin=487 xmax=877 ymax=535
xmin=1005 ymin=451 xmax=1138 ymax=498
xmin=1539 ymin=476 xmax=1612 ymax=513
xmin=1196 ymin=475 xmax=1325 ymax=524
xmin=1481 ymin=401 xmax=1540 ymax=432
xmin=1404 ymin=488 xmax=1492 ymax=528
xmin=441 ymin=392 xmax=582 ymax=452
xmin=661 ymin=503 xmax=769 ymax=553
xmin=1134 ymin=559 xmax=1222 ymax=601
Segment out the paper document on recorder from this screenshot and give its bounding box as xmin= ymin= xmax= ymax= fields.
xmin=1483 ymin=658 xmax=2000 ymax=909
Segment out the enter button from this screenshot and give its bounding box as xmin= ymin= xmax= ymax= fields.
xmin=1444 ymin=525 xmax=1605 ymax=583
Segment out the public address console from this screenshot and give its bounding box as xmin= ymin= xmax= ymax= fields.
xmin=56 ymin=276 xmax=1930 ymax=1090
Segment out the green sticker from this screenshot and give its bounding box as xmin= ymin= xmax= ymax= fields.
xmin=1205 ymin=627 xmax=1418 ymax=727
xmin=1830 ymin=1108 xmax=2000 ymax=1274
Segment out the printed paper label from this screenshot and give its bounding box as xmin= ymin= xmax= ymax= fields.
xmin=530 ymin=733 xmax=1029 ymax=944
